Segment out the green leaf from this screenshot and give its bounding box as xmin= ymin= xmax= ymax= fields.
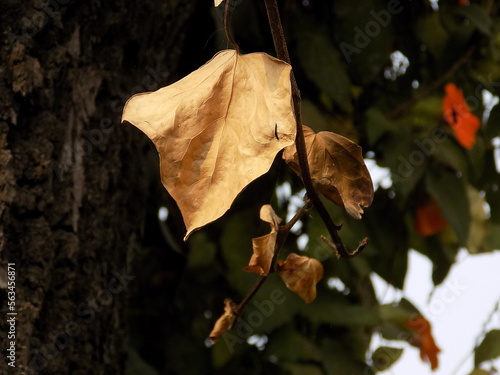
xmin=365 ymin=107 xmax=398 ymax=146
xmin=468 ymin=369 xmax=492 ymax=375
xmin=425 ymin=167 xmax=470 ymax=246
xmin=362 ymin=190 xmax=409 ymax=289
xmin=379 ymin=303 xmax=414 ymax=326
xmin=415 ymin=231 xmax=459 ymax=286
xmin=187 ymin=231 xmax=217 ymax=269
xmin=483 ymin=223 xmax=500 ymax=251
xmin=466 ymin=186 xmax=487 ymax=254
xmin=409 ymin=97 xmax=443 ymax=132
xmin=238 ymin=276 xmax=301 ymax=333
xmin=333 ymin=0 xmax=393 ymax=84
xmin=486 ymin=104 xmax=500 ymax=140
xmin=416 ymin=13 xmax=449 ymax=59
xmin=301 ymin=292 xmax=379 ymax=327
xmin=475 ymin=329 xmax=500 ymax=366
xmin=282 ymin=363 xmax=324 ymax=375
xmin=452 ymin=4 xmax=493 ymax=36
xmin=379 ymin=321 xmax=410 ymax=341
xmin=264 ymin=326 xmax=321 ymax=363
xmin=126 ymin=348 xmax=160 ymax=375
xmin=219 ymin=209 xmax=259 ymax=295
xmin=295 ymin=24 xmax=352 ymax=112
xmin=371 ymin=346 xmax=403 ymax=371
xmin=319 ymin=338 xmax=373 ymax=375
xmin=432 ymin=137 xmax=469 ymax=175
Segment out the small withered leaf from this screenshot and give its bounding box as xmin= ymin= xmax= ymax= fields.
xmin=277 ymin=253 xmax=323 ymax=303
xmin=244 ymin=205 xmax=282 ymax=276
xmin=209 ymin=298 xmax=237 ymax=344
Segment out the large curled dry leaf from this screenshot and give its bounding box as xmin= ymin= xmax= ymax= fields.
xmin=209 ymin=298 xmax=237 ymax=343
xmin=244 ymin=205 xmax=282 ymax=276
xmin=277 ymin=253 xmax=323 ymax=303
xmin=122 ymin=50 xmax=296 ymax=239
xmin=283 ymin=125 xmax=373 ymax=219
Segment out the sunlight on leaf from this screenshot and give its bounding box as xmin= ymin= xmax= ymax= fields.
xmin=283 ymin=125 xmax=373 ymax=219
xmin=122 ymin=50 xmax=296 ymax=239
xmin=244 ymin=205 xmax=282 ymax=276
xmin=277 ymin=253 xmax=323 ymax=303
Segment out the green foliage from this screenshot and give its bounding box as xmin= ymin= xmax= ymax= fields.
xmin=475 ymin=329 xmax=500 ymax=367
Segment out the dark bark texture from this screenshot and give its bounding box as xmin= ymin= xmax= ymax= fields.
xmin=0 ymin=0 xmax=208 ymax=373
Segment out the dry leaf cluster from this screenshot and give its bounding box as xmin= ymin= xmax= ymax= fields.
xmin=122 ymin=49 xmax=373 ymax=344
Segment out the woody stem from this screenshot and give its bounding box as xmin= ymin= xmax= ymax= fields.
xmin=263 ymin=0 xmax=354 ymax=258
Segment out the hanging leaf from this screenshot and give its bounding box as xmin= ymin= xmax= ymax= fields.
xmin=277 ymin=253 xmax=323 ymax=303
xmin=209 ymin=298 xmax=237 ymax=344
xmin=442 ymin=83 xmax=481 ymax=150
xmin=475 ymin=329 xmax=500 ymax=367
xmin=244 ymin=205 xmax=282 ymax=276
xmin=283 ymin=125 xmax=374 ymax=219
xmin=407 ymin=315 xmax=441 ymax=371
xmin=122 ymin=50 xmax=296 ymax=240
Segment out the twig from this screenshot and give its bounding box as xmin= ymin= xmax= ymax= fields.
xmin=263 ymin=0 xmax=361 ymax=258
xmin=321 ymin=235 xmax=369 ymax=259
xmin=224 ymin=0 xmax=240 ymax=53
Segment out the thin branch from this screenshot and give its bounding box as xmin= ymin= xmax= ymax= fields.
xmin=321 ymin=235 xmax=369 ymax=259
xmin=224 ymin=0 xmax=240 ymax=53
xmin=263 ymin=0 xmax=360 ymax=258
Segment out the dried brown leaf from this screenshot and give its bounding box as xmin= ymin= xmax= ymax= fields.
xmin=209 ymin=298 xmax=237 ymax=343
xmin=122 ymin=50 xmax=296 ymax=239
xmin=277 ymin=253 xmax=323 ymax=303
xmin=259 ymin=204 xmax=282 ymax=232
xmin=243 ymin=205 xmax=282 ymax=276
xmin=283 ymin=125 xmax=373 ymax=219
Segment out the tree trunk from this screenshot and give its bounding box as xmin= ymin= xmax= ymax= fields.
xmin=0 ymin=1 xmax=205 ymax=373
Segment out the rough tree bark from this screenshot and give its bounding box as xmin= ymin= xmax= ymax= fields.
xmin=0 ymin=0 xmax=207 ymax=373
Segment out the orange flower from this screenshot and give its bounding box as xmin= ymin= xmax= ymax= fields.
xmin=442 ymin=83 xmax=480 ymax=149
xmin=407 ymin=316 xmax=441 ymax=371
xmin=414 ymin=197 xmax=447 ymax=237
